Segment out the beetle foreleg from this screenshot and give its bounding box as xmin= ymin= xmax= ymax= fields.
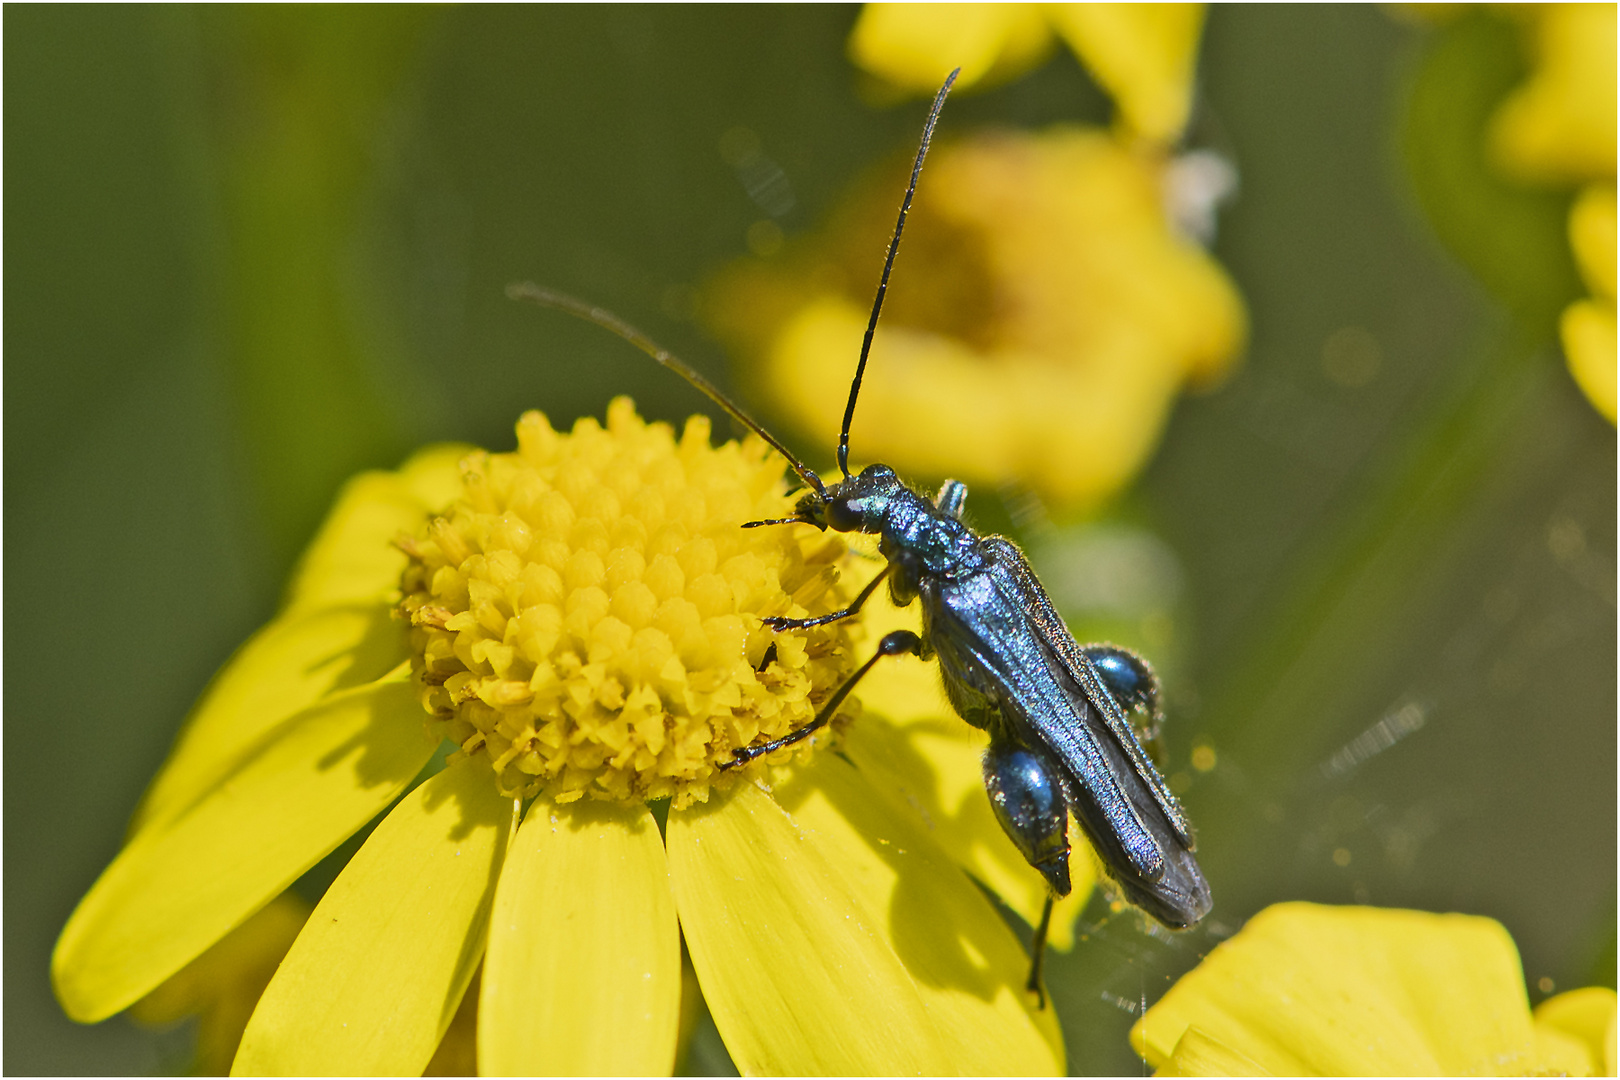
xmin=720 ymin=629 xmax=919 ymax=769
xmin=762 ymin=566 xmax=893 ymax=631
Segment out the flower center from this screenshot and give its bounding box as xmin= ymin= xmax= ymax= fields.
xmin=398 ymin=397 xmax=864 ymax=807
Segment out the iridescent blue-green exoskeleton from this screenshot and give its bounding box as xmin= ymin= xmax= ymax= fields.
xmin=511 ymin=68 xmax=1210 ymax=1007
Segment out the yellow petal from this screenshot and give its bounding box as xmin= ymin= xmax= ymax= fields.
xmin=1571 ymin=184 xmax=1618 ymax=302
xmin=52 ymin=669 xmax=436 ymax=1023
xmin=667 ymin=779 xmax=947 ymax=1075
xmin=424 ymin=972 xmax=480 ymax=1078
xmin=1157 ymin=1025 xmax=1272 ymax=1077
xmin=1131 ymin=903 xmax=1537 ymax=1075
xmin=398 ymin=441 xmax=475 ymax=508
xmin=669 ymin=763 xmax=1061 ymax=1076
xmin=844 ymin=714 xmax=1093 ymax=949
xmin=130 ymin=603 xmax=406 ymax=837
xmin=1048 ymin=3 xmax=1207 ymax=144
xmin=848 ymin=3 xmax=1053 ymax=95
xmin=128 ymin=892 xmax=312 ymax=1077
xmin=753 ymin=130 xmax=1245 ymax=509
xmin=283 ymin=444 xmax=469 ymax=617
xmin=478 ymin=797 xmax=681 ymax=1076
xmin=773 ymin=753 xmax=1065 ymax=1072
xmin=128 ymin=892 xmax=310 ymax=1026
xmin=1533 ymin=1020 xmax=1599 ymax=1077
xmin=1562 ymin=298 xmax=1618 ymax=425
xmin=1488 ymin=4 xmax=1618 ymax=186
xmin=1536 ymin=987 xmax=1619 ymax=1076
xmin=769 ymin=297 xmax=1175 ymax=510
xmin=843 ymin=593 xmax=1095 ymax=950
xmin=232 ymin=754 xmax=514 ymax=1076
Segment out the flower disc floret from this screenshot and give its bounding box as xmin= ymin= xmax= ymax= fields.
xmin=398 ymin=397 xmax=861 ymax=807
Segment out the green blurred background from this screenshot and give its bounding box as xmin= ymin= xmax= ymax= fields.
xmin=6 ymin=6 xmax=1612 ymax=1074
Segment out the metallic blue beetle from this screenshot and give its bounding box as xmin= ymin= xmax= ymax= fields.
xmin=512 ymin=68 xmax=1210 ymax=1005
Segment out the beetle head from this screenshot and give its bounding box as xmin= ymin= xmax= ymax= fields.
xmin=798 ymin=464 xmax=903 ymax=533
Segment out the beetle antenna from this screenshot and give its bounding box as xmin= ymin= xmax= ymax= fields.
xmin=507 ymin=283 xmax=828 ymax=498
xmin=836 ymin=66 xmax=960 ymax=480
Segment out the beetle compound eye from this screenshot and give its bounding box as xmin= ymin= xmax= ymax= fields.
xmin=824 ymin=498 xmax=863 ymax=533
xmin=983 ymin=735 xmax=1072 ymax=897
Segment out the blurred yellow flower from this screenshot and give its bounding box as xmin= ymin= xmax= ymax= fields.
xmin=706 ymin=127 xmax=1246 ymax=512
xmin=851 ymin=4 xmax=1054 ymax=100
xmin=1488 ymin=4 xmax=1616 ymax=187
xmin=1488 ymin=3 xmax=1616 ymax=424
xmin=1562 ymin=183 xmax=1617 ymax=423
xmin=850 ymin=3 xmax=1208 ymax=145
xmin=1131 ymin=902 xmax=1618 ymax=1076
xmin=52 ymin=399 xmax=1066 ymax=1075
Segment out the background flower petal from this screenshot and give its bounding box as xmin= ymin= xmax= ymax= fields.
xmin=848 ymin=3 xmax=1052 ymax=95
xmin=232 ymin=754 xmax=515 ymax=1076
xmin=283 ymin=444 xmax=469 ymax=617
xmin=670 ymin=766 xmax=1061 ymax=1076
xmin=1535 ymin=987 xmax=1619 ymax=1076
xmin=478 ymin=796 xmax=680 ymax=1076
xmin=1487 ymin=4 xmax=1617 ymax=185
xmin=1562 ymin=183 xmax=1618 ymax=424
xmin=128 ymin=892 xmax=312 ymax=1076
xmin=1563 ymin=299 xmax=1618 ymax=424
xmin=1047 ymin=3 xmax=1206 ymax=144
xmin=1531 ymin=1021 xmax=1598 ymax=1077
xmin=129 ymin=603 xmax=405 ymax=838
xmin=734 ymin=128 xmax=1247 ymax=509
xmin=51 ymin=670 xmax=435 ymax=1024
xmin=398 ymin=441 xmax=475 ymax=509
xmin=1131 ymin=903 xmax=1537 ymax=1075
xmin=1156 ymin=1025 xmax=1272 ymax=1077
xmin=1569 ymin=185 xmax=1617 ymax=302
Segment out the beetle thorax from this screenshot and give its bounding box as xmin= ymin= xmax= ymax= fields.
xmin=819 ymin=465 xmax=976 ymax=581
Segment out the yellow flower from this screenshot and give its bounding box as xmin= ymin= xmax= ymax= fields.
xmin=52 ymin=399 xmax=1067 ymax=1075
xmin=1485 ymin=3 xmax=1616 ymax=424
xmin=1562 ymin=183 xmax=1617 ymax=423
xmin=851 ymin=4 xmax=1055 ymax=100
xmin=850 ymin=3 xmax=1209 ymax=145
xmin=705 ymin=128 xmax=1246 ymax=512
xmin=1537 ymin=987 xmax=1620 ymax=1080
xmin=1131 ymin=902 xmax=1619 ymax=1076
xmin=1487 ymin=4 xmax=1616 ymax=188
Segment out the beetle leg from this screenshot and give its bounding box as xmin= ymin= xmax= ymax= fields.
xmin=762 ymin=565 xmax=892 ymax=631
xmin=1082 ymin=645 xmax=1166 ymax=769
xmin=934 ymin=478 xmax=968 ymax=519
xmin=1027 ymin=895 xmax=1055 ymax=1009
xmin=720 ymin=629 xmax=919 ymax=769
